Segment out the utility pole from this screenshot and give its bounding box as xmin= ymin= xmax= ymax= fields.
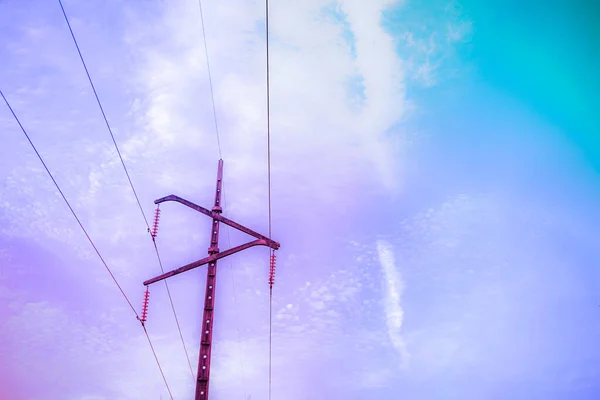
xmin=143 ymin=159 xmax=280 ymax=400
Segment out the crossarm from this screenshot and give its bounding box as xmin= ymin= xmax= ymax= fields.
xmin=155 ymin=194 xmax=280 ymax=250
xmin=144 ymin=239 xmax=270 ymax=286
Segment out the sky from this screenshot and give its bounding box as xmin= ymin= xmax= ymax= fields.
xmin=1 ymin=0 xmax=599 ymax=399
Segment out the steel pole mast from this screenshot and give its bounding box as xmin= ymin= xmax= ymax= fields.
xmin=142 ymin=160 xmax=280 ymax=400
xmin=195 ymin=158 xmax=223 ymax=399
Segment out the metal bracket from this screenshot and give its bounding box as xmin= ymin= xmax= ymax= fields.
xmin=143 ymin=194 xmax=280 ymax=286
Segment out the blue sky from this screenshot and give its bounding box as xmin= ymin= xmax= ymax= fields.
xmin=1 ymin=0 xmax=599 ymax=399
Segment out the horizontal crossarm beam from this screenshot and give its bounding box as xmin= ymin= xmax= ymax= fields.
xmin=144 ymin=239 xmax=271 ymax=286
xmin=155 ymin=194 xmax=280 ymax=250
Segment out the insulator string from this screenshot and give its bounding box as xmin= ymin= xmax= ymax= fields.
xmin=151 ymin=206 xmax=161 ymax=239
xmin=139 ymin=288 xmax=150 ymax=325
xmin=269 ymin=253 xmax=276 ymax=287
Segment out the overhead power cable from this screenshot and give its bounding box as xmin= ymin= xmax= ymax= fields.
xmin=221 ymin=181 xmax=249 ymax=400
xmin=151 ymin=240 xmax=195 ymax=378
xmin=143 ymin=325 xmax=175 ymax=400
xmin=265 ymin=0 xmax=274 ymax=399
xmin=197 ymin=0 xmax=249 ymax=397
xmin=0 ymin=89 xmax=173 ymax=399
xmin=1 ymin=89 xmax=138 ymax=316
xmin=57 ymin=0 xmax=194 ymax=379
xmin=56 ymin=0 xmax=149 ymax=231
xmin=198 ymin=0 xmax=222 ymax=159
xmin=197 ymin=0 xmax=250 ymax=390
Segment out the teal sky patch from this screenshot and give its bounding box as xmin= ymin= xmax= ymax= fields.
xmin=458 ymin=0 xmax=600 ymax=169
xmin=320 ymin=2 xmax=357 ymax=59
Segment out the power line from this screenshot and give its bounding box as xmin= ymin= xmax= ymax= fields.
xmin=0 ymin=89 xmax=173 ymax=397
xmin=0 ymin=89 xmax=138 ymax=317
xmin=197 ymin=1 xmax=249 ymax=396
xmin=265 ymin=0 xmax=274 ymax=399
xmin=56 ymin=0 xmax=150 ymax=231
xmin=265 ymin=3 xmax=273 ymax=239
xmin=221 ymin=181 xmax=249 ymax=400
xmin=153 ymin=240 xmax=195 ymax=378
xmin=143 ymin=325 xmax=175 ymax=400
xmin=198 ymin=0 xmax=222 ymax=159
xmin=57 ymin=0 xmax=194 ymax=379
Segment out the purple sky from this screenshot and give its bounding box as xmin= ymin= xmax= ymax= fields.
xmin=1 ymin=0 xmax=600 ymax=399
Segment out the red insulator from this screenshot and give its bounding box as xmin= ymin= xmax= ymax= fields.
xmin=268 ymin=253 xmax=276 ymax=287
xmin=140 ymin=288 xmax=150 ymax=324
xmin=151 ymin=207 xmax=161 ymax=239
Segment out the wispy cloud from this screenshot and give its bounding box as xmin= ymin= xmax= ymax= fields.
xmin=0 ymin=0 xmax=491 ymax=399
xmin=122 ymin=0 xmax=409 ymax=213
xmin=382 ymin=0 xmax=473 ymax=87
xmin=376 ymin=239 xmax=409 ymax=369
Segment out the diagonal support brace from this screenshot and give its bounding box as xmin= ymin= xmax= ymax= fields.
xmin=155 ymin=194 xmax=279 ymax=248
xmin=144 ymin=239 xmax=270 ymax=285
xmin=142 ymin=161 xmax=280 ymax=400
xmin=144 ymin=194 xmax=280 ymax=287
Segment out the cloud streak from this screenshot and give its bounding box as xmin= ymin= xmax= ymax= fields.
xmin=376 ymin=239 xmax=409 ymax=369
xmin=6 ymin=0 xmax=597 ymax=399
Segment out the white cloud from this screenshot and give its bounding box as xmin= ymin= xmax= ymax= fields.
xmin=122 ymin=0 xmax=408 ymax=213
xmin=0 ymin=0 xmax=481 ymax=398
xmin=376 ymin=239 xmax=409 ymax=369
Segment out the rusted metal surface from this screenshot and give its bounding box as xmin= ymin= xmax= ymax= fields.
xmin=143 ymin=239 xmax=270 ymax=286
xmin=195 ymin=158 xmax=223 ymax=400
xmin=154 ymin=194 xmax=280 ymax=250
xmin=142 ymin=159 xmax=280 ymax=400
